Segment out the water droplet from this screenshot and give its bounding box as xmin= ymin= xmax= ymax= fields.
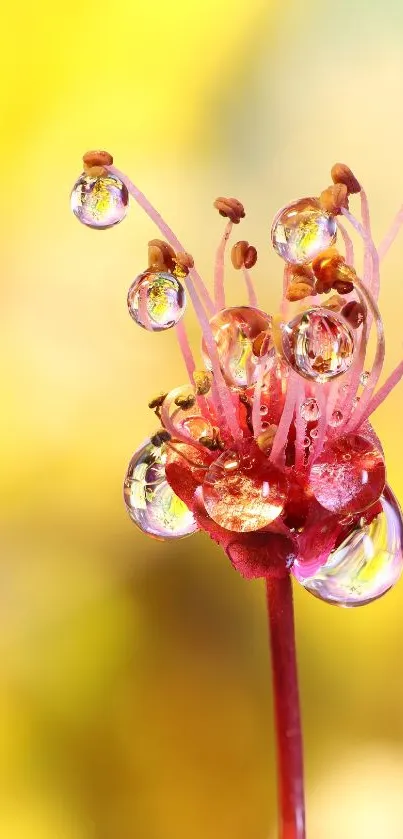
xmin=164 ymin=385 xmax=213 ymax=443
xmin=123 ymin=439 xmax=197 ymax=539
xmin=282 ymin=308 xmax=355 ymax=382
xmin=360 ymin=370 xmax=370 ymax=386
xmin=303 ymin=437 xmax=311 ymax=448
xmin=202 ymin=306 xmax=273 ymax=388
xmin=300 ymin=398 xmax=320 ymax=422
xmin=70 ymin=173 xmax=128 ymax=229
xmin=260 ymin=404 xmax=269 ymax=416
xmin=310 ymin=433 xmax=386 ymax=515
xmin=310 ymin=428 xmax=319 ymax=439
xmin=271 ymin=197 xmax=337 ymax=264
xmin=127 ymin=270 xmax=186 ymax=331
xmin=202 ymin=447 xmax=287 ymax=532
xmin=295 ymin=486 xmax=403 ymax=606
xmin=329 ymin=409 xmax=343 ymax=427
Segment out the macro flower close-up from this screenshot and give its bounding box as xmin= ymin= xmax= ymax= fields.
xmin=70 ymin=150 xmax=403 ymax=837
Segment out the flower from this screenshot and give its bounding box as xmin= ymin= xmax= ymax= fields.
xmin=71 ymin=153 xmax=403 ymax=607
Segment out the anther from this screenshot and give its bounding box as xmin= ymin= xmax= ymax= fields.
xmin=151 ymin=429 xmax=172 ymax=447
xmin=341 ymin=300 xmax=366 ymax=328
xmin=83 ymin=150 xmax=113 ymax=177
xmin=174 ymin=393 xmax=196 ymax=410
xmin=331 ymin=163 xmax=361 ymax=195
xmin=319 ymin=183 xmax=349 ymax=216
xmin=214 ymin=197 xmax=246 ymax=224
xmin=193 ymin=370 xmax=212 ymax=395
xmin=148 ymin=239 xmax=176 ymax=272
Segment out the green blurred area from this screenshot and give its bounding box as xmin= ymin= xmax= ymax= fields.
xmin=1 ymin=0 xmax=403 ymax=836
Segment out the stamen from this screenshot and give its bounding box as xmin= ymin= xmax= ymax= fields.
xmin=252 ymin=359 xmax=267 ymax=438
xmin=175 ymin=320 xmax=196 ymax=380
xmin=363 ymin=360 xmax=403 ymax=420
xmin=214 ymin=221 xmax=232 ymax=310
xmin=107 ymin=164 xmax=215 ymax=317
xmin=336 ymin=220 xmax=355 ymax=266
xmin=270 ymin=372 xmax=298 ymax=465
xmin=294 ymin=380 xmax=306 ymax=471
xmin=378 ymin=204 xmax=403 ymax=262
xmin=243 ymin=266 xmax=258 ymax=308
xmin=344 ymin=274 xmax=385 ymax=431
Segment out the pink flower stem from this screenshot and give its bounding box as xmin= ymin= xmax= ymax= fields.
xmin=266 ymin=574 xmax=305 ymax=839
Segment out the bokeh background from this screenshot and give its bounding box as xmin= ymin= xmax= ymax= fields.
xmin=1 ymin=0 xmax=403 ymax=836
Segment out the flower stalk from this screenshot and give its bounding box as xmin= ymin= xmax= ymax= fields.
xmin=267 ymin=574 xmax=305 ymax=839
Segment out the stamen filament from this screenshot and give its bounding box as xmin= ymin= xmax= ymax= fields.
xmin=378 ymin=204 xmax=403 ymax=261
xmin=214 ymin=221 xmax=232 ymax=310
xmin=243 ymin=266 xmax=258 ymax=308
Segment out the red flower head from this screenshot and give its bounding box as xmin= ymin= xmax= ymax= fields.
xmin=72 ymin=154 xmax=403 ymax=607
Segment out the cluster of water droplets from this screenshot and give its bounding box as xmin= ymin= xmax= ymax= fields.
xmin=71 ymin=160 xmax=403 ymax=607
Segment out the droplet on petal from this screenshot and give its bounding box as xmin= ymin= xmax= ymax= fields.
xmin=282 ymin=308 xmax=355 ymax=382
xmin=123 ymin=439 xmax=197 ymax=539
xmin=360 ymin=370 xmax=370 ymax=387
xmin=300 ymin=398 xmax=320 ymax=422
xmin=329 ymin=409 xmax=344 ymax=428
xmin=271 ymin=197 xmax=337 ymax=265
xmin=127 ymin=270 xmax=186 ymax=331
xmin=310 ymin=433 xmax=386 ymax=516
xmin=202 ymin=306 xmax=273 ymax=389
xmin=202 ymin=447 xmax=287 ymax=532
xmin=70 ymin=173 xmax=128 ymax=229
xmin=295 ymin=486 xmax=403 ymax=606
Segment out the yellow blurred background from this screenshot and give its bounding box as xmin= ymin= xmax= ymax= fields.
xmin=1 ymin=0 xmax=403 ymax=836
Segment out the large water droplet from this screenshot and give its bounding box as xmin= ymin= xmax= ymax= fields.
xmin=70 ymin=173 xmax=128 ymax=229
xmin=123 ymin=439 xmax=197 ymax=539
xmin=282 ymin=308 xmax=355 ymax=382
xmin=202 ymin=306 xmax=273 ymax=388
xmin=202 ymin=447 xmax=287 ymax=532
xmin=271 ymin=197 xmax=337 ymax=264
xmin=127 ymin=270 xmax=186 ymax=331
xmin=294 ymin=486 xmax=403 ymax=606
xmin=310 ymin=433 xmax=386 ymax=515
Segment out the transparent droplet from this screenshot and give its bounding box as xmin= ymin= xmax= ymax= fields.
xmin=127 ymin=270 xmax=186 ymax=331
xmin=294 ymin=486 xmax=403 ymax=606
xmin=163 ymin=384 xmax=213 ymax=442
xmin=202 ymin=448 xmax=287 ymax=532
xmin=282 ymin=308 xmax=355 ymax=382
xmin=300 ymin=397 xmax=320 ymax=422
xmin=271 ymin=197 xmax=337 ymax=265
xmin=202 ymin=306 xmax=273 ymax=388
xmin=123 ymin=439 xmax=197 ymax=539
xmin=310 ymin=427 xmax=319 ymax=439
xmin=260 ymin=404 xmax=269 ymax=416
xmin=329 ymin=409 xmax=343 ymax=427
xmin=360 ymin=370 xmax=370 ymax=387
xmin=310 ymin=433 xmax=386 ymax=515
xmin=70 ymin=173 xmax=128 ymax=229
xmin=303 ymin=437 xmax=311 ymax=448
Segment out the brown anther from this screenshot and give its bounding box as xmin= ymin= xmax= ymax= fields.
xmin=193 ymin=370 xmax=212 ymax=396
xmin=214 ymin=197 xmax=245 ymax=224
xmin=252 ymin=330 xmax=272 ymax=357
xmin=201 ymin=436 xmax=220 ymax=451
xmin=174 ymin=252 xmax=194 ymax=277
xmin=312 ymin=249 xmax=349 ymax=294
xmin=231 ymin=241 xmax=248 ymax=269
xmin=244 ymin=245 xmax=258 ymax=269
xmin=83 ymin=150 xmax=113 ymax=177
xmin=341 ymin=300 xmax=366 ymax=328
xmin=318 ymin=183 xmax=349 ymax=216
xmin=148 ymin=239 xmax=176 ymax=272
xmin=332 ymin=279 xmax=355 ymax=295
xmin=174 ymin=393 xmax=196 ymax=410
xmin=151 ymin=429 xmax=171 ymax=447
xmin=148 ymin=393 xmax=168 ymax=410
xmin=256 ymin=425 xmax=278 ymax=453
xmin=286 ymin=282 xmax=315 ymax=302
xmin=290 ymin=265 xmax=315 ymax=284
xmin=331 ymin=163 xmax=361 ymax=195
